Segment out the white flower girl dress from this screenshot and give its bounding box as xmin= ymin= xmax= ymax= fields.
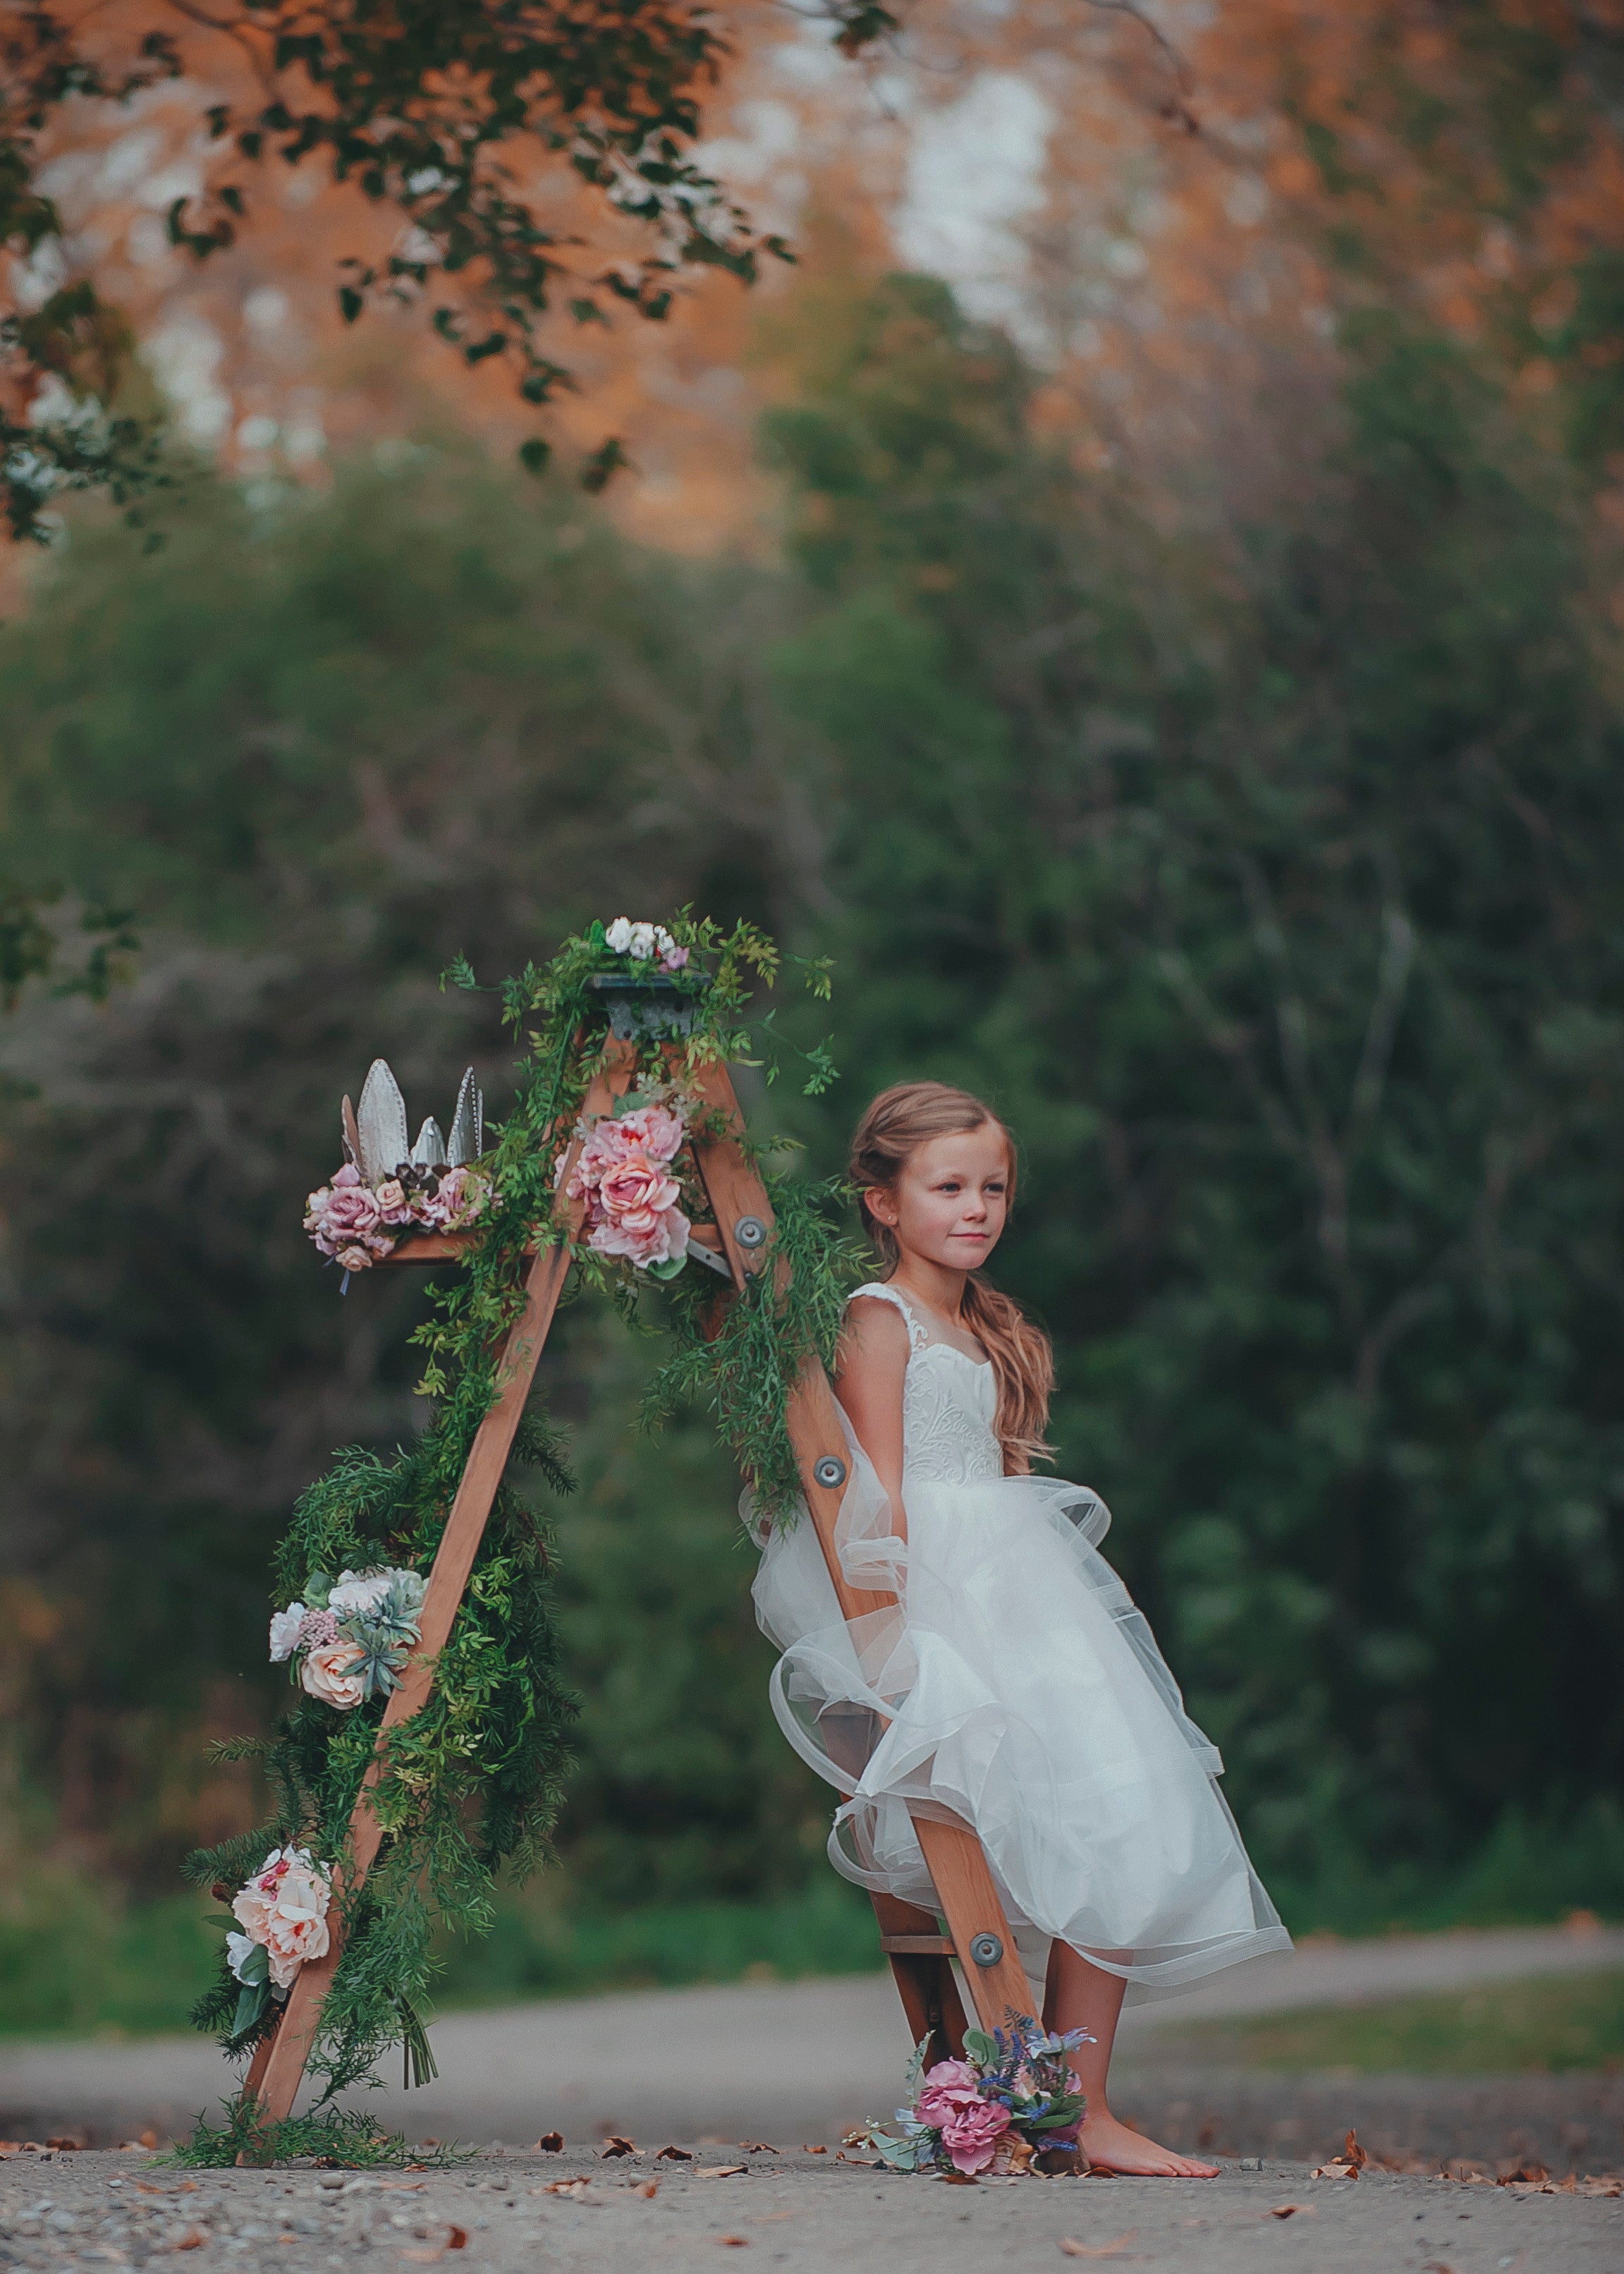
xmin=752 ymin=1282 xmax=1290 ymax=2002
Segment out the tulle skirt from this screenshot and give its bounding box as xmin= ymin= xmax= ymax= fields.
xmin=751 ymin=1438 xmax=1290 ymax=2005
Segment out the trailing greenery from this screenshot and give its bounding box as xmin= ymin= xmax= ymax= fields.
xmin=163 ymin=2104 xmax=467 ymax=2172
xmin=179 ymin=913 xmax=855 ymax=2152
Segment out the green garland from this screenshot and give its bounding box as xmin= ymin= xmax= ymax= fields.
xmin=183 ymin=916 xmax=861 ymax=2162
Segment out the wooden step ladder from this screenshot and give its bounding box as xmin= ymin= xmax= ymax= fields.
xmin=239 ymin=1038 xmax=1029 ymax=2140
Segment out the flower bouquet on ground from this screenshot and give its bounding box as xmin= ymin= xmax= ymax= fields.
xmin=857 ymin=2019 xmax=1092 ymax=2177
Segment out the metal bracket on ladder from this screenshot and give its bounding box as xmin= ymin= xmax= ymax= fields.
xmin=236 ymin=1042 xmax=1028 ymax=2148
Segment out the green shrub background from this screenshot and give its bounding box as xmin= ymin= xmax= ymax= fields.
xmin=2 ymin=265 xmax=1623 ymax=2036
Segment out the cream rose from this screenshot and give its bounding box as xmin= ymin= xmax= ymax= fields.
xmin=300 ymin=1638 xmax=368 ymax=1710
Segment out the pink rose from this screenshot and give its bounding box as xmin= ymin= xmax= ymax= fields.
xmin=307 ymin=1179 xmax=382 ymax=1257
xmin=937 ymin=2096 xmax=1012 ymax=2175
xmin=597 ymin=1150 xmax=680 ymax=1222
xmin=660 ymin=943 xmax=690 ymax=971
xmin=422 ymin=1165 xmax=485 ymax=1231
xmin=332 ymin=1164 xmax=362 ymax=1189
xmin=334 ymin=1242 xmax=379 ymax=1272
xmin=589 ymin=1196 xmax=690 ymax=1266
xmin=300 ymin=1638 xmax=368 ymax=1710
xmin=374 ymin=1177 xmax=414 ymax=1225
xmin=611 ymin=1105 xmax=685 ymax=1162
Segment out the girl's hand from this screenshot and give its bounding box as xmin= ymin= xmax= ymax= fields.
xmin=834 ymin=1295 xmax=910 ymax=1546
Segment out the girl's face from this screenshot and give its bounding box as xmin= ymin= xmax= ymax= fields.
xmin=867 ymin=1124 xmax=1011 ymax=1273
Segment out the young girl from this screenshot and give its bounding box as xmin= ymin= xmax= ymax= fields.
xmin=752 ymin=1081 xmax=1290 ymax=2178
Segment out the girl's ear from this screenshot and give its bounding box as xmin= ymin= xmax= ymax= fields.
xmin=865 ymin=1184 xmax=898 ymax=1227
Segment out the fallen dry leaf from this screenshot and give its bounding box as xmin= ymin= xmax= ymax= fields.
xmin=1421 ymin=2263 xmax=1460 ymax=2273
xmin=399 ymin=2225 xmax=468 ymax=2263
xmin=801 ymin=2144 xmax=827 ymax=2156
xmin=166 ymin=2231 xmax=207 ymax=2253
xmin=656 ymin=2144 xmax=694 ymax=2162
xmin=1059 ymin=2235 xmax=1137 ymax=2260
xmin=45 ymin=2137 xmax=83 ymax=2151
xmin=600 ymin=2135 xmax=640 ymax=2158
xmin=542 ymin=2179 xmax=594 ymax=2200
xmin=1311 ymin=2129 xmax=1369 ymax=2182
xmin=1269 ymin=2203 xmax=1317 ymax=2220
xmin=535 ymin=2132 xmax=563 ymax=2153
xmin=696 ymin=2164 xmax=747 ymax=2179
xmin=716 ymin=2240 xmax=749 ymax=2250
xmin=632 ymin=2179 xmax=659 ymax=2199
xmin=739 ymin=2141 xmax=778 ymax=2153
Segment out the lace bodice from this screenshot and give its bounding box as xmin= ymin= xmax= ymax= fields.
xmin=848 ymin=1282 xmax=1005 ymax=1484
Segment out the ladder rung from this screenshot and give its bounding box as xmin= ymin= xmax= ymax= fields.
xmin=880 ymin=1933 xmax=956 ymax=1956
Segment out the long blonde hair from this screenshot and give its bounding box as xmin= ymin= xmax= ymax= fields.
xmin=848 ymin=1081 xmax=1054 ymax=1473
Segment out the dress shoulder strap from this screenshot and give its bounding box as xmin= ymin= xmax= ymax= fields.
xmin=848 ymin=1280 xmax=928 ymax=1356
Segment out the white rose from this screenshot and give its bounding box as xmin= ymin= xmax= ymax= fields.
xmin=654 ymin=926 xmax=676 ymax=959
xmin=628 ymin=923 xmax=657 ymax=960
xmin=269 ymin=1604 xmax=306 ymax=1663
xmin=605 ymin=917 xmax=633 ymax=953
xmin=328 ymin=1569 xmax=392 ymax=1617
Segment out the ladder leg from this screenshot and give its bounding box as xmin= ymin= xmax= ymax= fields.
xmin=871 ymin=1892 xmax=967 ymax=2060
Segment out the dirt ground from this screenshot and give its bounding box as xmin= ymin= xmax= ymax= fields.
xmin=1 ymin=2144 xmax=1621 ymax=2274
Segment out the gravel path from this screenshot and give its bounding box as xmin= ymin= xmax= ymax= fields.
xmin=3 ymin=1922 xmax=1620 ymax=2172
xmin=0 ymin=2145 xmax=1620 ymax=2274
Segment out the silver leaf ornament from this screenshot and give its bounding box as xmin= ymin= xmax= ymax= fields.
xmin=356 ymin=1059 xmax=410 ymax=1185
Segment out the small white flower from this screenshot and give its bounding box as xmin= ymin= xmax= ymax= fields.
xmin=268 ymin=1603 xmax=306 ymax=1663
xmin=654 ymin=926 xmax=676 ymax=958
xmin=226 ymin=1931 xmax=260 ymax=1983
xmin=605 ymin=917 xmax=633 ymax=953
xmin=628 ymin=922 xmax=657 ymax=960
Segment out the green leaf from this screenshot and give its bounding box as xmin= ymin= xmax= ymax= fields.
xmin=232 ymin=1980 xmax=269 ymax=2036
xmin=518 ymin=437 xmax=551 ymax=476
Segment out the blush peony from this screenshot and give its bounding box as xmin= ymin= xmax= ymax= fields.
xmin=611 ymin=1105 xmax=685 ymax=1162
xmin=300 ymin=1638 xmax=368 ymax=1710
xmin=231 ymin=1847 xmax=332 ymax=1989
xmin=914 ymin=2060 xmax=983 ymax=2127
xmin=936 ymin=2096 xmax=1013 ymax=2175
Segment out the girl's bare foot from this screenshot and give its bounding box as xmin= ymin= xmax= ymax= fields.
xmin=1077 ymin=2110 xmax=1219 ymax=2177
